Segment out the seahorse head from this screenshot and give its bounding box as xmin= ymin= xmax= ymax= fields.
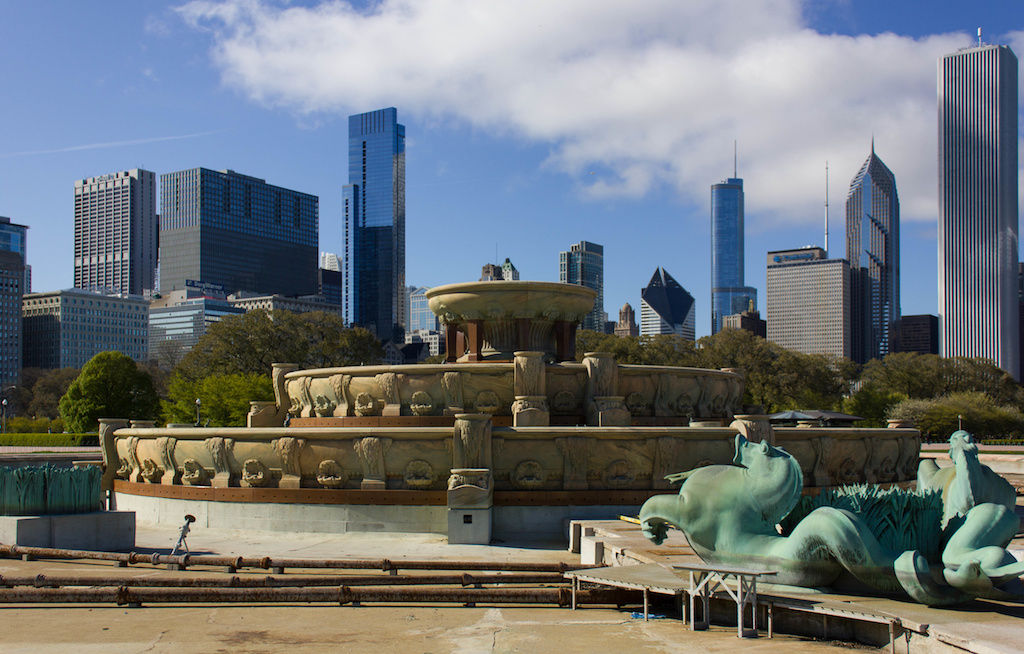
xmin=733 ymin=434 xmax=804 ymax=526
xmin=949 ymin=430 xmax=979 ymax=466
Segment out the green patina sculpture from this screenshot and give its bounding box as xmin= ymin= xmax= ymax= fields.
xmin=0 ymin=465 xmax=101 ymax=516
xmin=639 ymin=431 xmax=1024 ymax=605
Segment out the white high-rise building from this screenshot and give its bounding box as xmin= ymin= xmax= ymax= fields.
xmin=74 ymin=169 xmax=157 ymax=295
xmin=319 ymin=252 xmax=341 ymax=272
xmin=766 ymin=247 xmax=851 ymax=358
xmin=639 ymin=267 xmax=695 ymax=340
xmin=938 ymin=43 xmax=1019 ymax=378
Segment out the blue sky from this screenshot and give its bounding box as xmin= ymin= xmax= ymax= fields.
xmin=1 ymin=1 xmax=1021 ymax=338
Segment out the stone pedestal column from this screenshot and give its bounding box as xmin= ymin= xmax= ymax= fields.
xmin=513 ymin=351 xmax=549 ymax=426
xmin=729 ymin=414 xmax=774 ymax=445
xmin=272 ymin=363 xmax=299 ymax=422
xmin=449 ymin=413 xmax=494 ymax=544
xmin=452 ymin=414 xmax=493 ymax=469
xmin=583 ymin=352 xmax=629 ymax=426
xmin=98 ymin=418 xmax=129 ymax=493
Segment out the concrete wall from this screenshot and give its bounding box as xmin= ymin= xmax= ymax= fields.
xmin=114 ymin=492 xmax=447 ymax=535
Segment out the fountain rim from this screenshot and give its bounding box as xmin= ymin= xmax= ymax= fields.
xmin=282 ymin=362 xmax=746 ymax=379
xmin=423 ymin=280 xmax=598 ymax=300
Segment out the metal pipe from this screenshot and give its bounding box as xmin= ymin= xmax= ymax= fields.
xmin=0 ymin=545 xmax=586 ymax=573
xmin=0 ymin=585 xmax=631 ymax=606
xmin=0 ymin=572 xmax=566 ymax=588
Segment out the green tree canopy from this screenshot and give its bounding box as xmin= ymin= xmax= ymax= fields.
xmin=860 ymin=353 xmax=1021 ymax=404
xmin=174 ymin=310 xmax=383 ymax=382
xmin=58 ymin=352 xmax=158 ymax=433
xmin=888 ymin=391 xmax=1024 ymax=442
xmin=162 ymin=373 xmax=274 ymax=427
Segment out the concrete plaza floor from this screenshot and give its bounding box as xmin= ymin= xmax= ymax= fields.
xmin=0 ymin=523 xmax=865 ymax=654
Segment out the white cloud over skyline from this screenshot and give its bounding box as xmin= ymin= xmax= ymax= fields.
xmin=178 ymin=0 xmax=1012 ymax=227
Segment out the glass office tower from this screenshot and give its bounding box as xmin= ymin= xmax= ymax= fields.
xmin=938 ymin=44 xmax=1019 ymax=378
xmin=159 ymin=168 xmax=318 ymax=297
xmin=710 ymin=177 xmax=756 ymax=334
xmin=343 ymin=108 xmax=406 ymax=342
xmin=559 ymin=241 xmax=605 ymax=331
xmin=846 ymin=144 xmax=899 ymax=364
xmin=0 ymin=216 xmax=27 ymax=388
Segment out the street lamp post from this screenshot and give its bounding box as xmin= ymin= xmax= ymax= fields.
xmin=1 ymin=398 xmax=7 ymax=434
xmin=194 ymin=398 xmax=202 ymax=427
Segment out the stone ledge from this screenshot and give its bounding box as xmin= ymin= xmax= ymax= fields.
xmin=0 ymin=511 xmax=135 ymax=550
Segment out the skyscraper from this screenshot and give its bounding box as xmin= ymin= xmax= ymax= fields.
xmin=640 ymin=267 xmax=695 ymax=340
xmin=846 ymin=143 xmax=900 ymax=364
xmin=343 ymin=107 xmax=406 ymax=342
xmin=938 ymin=43 xmax=1019 ymax=378
xmin=766 ymin=247 xmax=851 ymax=358
xmin=710 ymin=172 xmax=756 ymax=334
xmin=159 ymin=168 xmax=318 ymax=297
xmin=74 ymin=169 xmax=157 ymax=295
xmin=559 ymin=241 xmax=605 ymax=331
xmin=0 ymin=216 xmax=27 ymax=388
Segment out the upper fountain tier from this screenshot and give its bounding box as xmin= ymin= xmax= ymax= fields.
xmin=426 ymin=281 xmax=597 ymax=362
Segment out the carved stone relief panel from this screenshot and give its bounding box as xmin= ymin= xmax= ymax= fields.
xmin=603 ymin=459 xmax=635 ymax=488
xmin=404 ymin=459 xmax=435 ymax=489
xmin=512 ymin=460 xmax=545 ymax=489
xmin=441 ymin=371 xmax=465 ymax=415
xmin=374 ymin=372 xmax=401 ymax=417
xmin=273 ymin=437 xmax=306 ymax=488
xmin=241 ymin=459 xmax=269 ymax=487
xmin=354 ymin=392 xmax=382 ymax=417
xmin=181 ymin=459 xmax=209 ymax=486
xmin=617 ymin=373 xmax=655 ymax=417
xmin=409 ymin=391 xmax=436 ymax=417
xmin=316 ymin=459 xmax=348 ymax=488
xmin=155 ymin=436 xmax=180 ymax=485
xmin=354 ymin=436 xmax=392 ymax=489
xmin=329 ymin=374 xmax=351 ymax=417
xmin=126 ymin=436 xmax=142 ymax=483
xmin=204 ymin=436 xmax=236 ymax=488
xmin=556 ymin=436 xmax=589 ymax=490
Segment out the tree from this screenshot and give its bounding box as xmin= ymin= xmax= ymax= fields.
xmin=888 ymin=392 xmax=1024 ymax=442
xmin=575 ymin=330 xmax=698 ymax=367
xmin=26 ymin=368 xmax=81 ymax=419
xmin=695 ymin=330 xmax=854 ymax=412
xmin=162 ymin=373 xmax=274 ymax=427
xmin=59 ymin=352 xmax=159 ymax=433
xmin=860 ymin=353 xmax=1022 ymax=405
xmin=175 ymin=310 xmax=382 ymax=382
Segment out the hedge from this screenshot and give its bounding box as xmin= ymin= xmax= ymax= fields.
xmin=0 ymin=433 xmax=99 ymax=447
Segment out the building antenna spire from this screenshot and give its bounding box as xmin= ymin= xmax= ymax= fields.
xmin=824 ymin=161 xmax=829 ymax=257
xmin=733 ymin=140 xmax=738 ymax=178
xmin=977 ymin=27 xmax=982 ymax=47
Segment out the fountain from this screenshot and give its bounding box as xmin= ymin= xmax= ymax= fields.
xmin=103 ymin=280 xmax=919 ymax=543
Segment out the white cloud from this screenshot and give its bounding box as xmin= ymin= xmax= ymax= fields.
xmin=178 ymin=0 xmax=993 ymax=225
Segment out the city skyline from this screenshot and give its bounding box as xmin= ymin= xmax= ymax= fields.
xmin=0 ymin=4 xmax=1022 ymax=340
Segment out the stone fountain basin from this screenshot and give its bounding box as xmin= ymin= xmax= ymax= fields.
xmin=426 ymin=281 xmax=596 ymax=323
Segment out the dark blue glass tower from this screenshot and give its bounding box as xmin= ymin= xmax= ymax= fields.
xmin=846 ymin=143 xmax=899 ymax=364
xmin=343 ymin=108 xmax=406 ymax=342
xmin=711 ymin=176 xmax=756 ymax=334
